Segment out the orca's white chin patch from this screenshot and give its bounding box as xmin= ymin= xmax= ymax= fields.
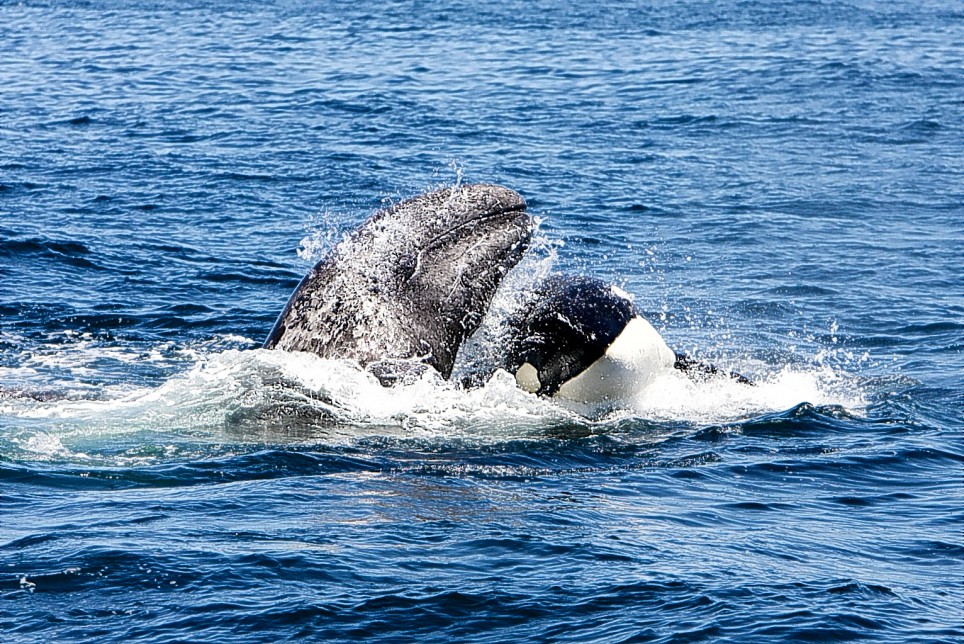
xmin=554 ymin=316 xmax=676 ymax=404
xmin=515 ymin=362 xmax=541 ymax=394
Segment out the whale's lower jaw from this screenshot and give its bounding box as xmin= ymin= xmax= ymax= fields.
xmin=553 ymin=316 xmax=677 ymax=403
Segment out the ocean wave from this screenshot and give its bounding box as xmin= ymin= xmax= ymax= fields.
xmin=1 ymin=341 xmax=870 ymax=467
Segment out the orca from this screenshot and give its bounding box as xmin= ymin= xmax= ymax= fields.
xmin=500 ymin=275 xmax=752 ymax=402
xmin=264 ymin=184 xmax=532 ymax=380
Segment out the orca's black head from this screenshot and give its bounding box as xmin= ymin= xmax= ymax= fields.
xmin=499 ymin=274 xmax=755 ymax=396
xmin=503 ymin=275 xmax=636 ymax=397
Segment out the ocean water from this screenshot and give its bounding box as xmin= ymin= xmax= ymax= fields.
xmin=1 ymin=0 xmax=962 ymax=641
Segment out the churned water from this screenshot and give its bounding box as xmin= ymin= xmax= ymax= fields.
xmin=1 ymin=1 xmax=961 ymax=641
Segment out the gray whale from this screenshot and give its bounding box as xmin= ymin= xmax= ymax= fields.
xmin=264 ymin=184 xmax=531 ymax=379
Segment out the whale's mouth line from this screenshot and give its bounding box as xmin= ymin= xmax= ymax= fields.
xmin=402 ymin=202 xmax=529 ymax=286
xmin=420 ymin=202 xmax=529 ymax=254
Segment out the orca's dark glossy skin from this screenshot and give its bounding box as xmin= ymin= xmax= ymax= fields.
xmin=264 ymin=184 xmax=531 ymax=379
xmin=674 ymin=353 xmax=754 ymax=385
xmin=502 ymin=275 xmax=636 ymax=396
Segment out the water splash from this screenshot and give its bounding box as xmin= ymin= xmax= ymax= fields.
xmin=0 ymin=184 xmax=869 ymax=465
xmin=298 ymin=207 xmax=350 ymax=263
xmin=2 ymin=336 xmax=868 ymax=467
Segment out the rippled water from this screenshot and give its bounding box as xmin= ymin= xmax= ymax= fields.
xmin=2 ymin=1 xmax=962 ymax=642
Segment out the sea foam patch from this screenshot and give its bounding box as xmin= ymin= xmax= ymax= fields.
xmin=2 ymin=338 xmax=868 ymax=465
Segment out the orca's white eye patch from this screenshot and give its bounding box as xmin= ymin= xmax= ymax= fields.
xmin=515 ymin=362 xmax=541 ymax=394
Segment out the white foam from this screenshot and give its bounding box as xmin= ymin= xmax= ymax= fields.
xmin=1 ymin=339 xmax=867 ymax=461
xmin=627 ymin=363 xmax=865 ymax=424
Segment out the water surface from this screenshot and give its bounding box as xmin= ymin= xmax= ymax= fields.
xmin=1 ymin=1 xmax=961 ymax=641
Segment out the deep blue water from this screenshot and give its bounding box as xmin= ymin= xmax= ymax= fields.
xmin=1 ymin=1 xmax=962 ymax=641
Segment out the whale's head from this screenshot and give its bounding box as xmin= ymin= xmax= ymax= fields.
xmin=376 ymin=184 xmax=528 ymax=302
xmin=265 ymin=184 xmax=532 ymax=379
xmin=368 ymin=184 xmax=531 ymax=374
xmin=360 ymin=184 xmax=528 ymax=277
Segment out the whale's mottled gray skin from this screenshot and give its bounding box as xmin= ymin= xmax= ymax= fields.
xmin=264 ymin=184 xmax=531 ymax=379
